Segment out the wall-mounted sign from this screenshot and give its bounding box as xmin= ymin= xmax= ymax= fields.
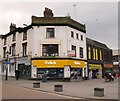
xmin=67 ymin=50 xmax=75 ymax=57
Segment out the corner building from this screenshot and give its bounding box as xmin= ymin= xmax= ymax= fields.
xmin=1 ymin=8 xmax=87 ymax=80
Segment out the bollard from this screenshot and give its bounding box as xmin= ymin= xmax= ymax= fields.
xmin=94 ymin=88 xmax=104 ymax=97
xmin=54 ymin=84 xmax=63 ymax=92
xmin=33 ymin=82 xmax=40 ymax=88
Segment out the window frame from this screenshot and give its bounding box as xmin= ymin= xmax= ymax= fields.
xmin=46 ymin=28 xmax=55 ymax=38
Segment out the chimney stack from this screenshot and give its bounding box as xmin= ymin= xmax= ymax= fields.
xmin=10 ymin=23 xmax=16 ymax=32
xmin=43 ymin=7 xmax=54 ymax=17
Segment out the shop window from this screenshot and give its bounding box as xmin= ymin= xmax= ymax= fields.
xmin=79 ymin=47 xmax=83 ymax=58
xmin=42 ymin=44 xmax=59 ymax=57
xmin=71 ymin=45 xmax=76 ymax=57
xmin=46 ymin=28 xmax=55 ymax=38
xmin=22 ymin=42 xmax=27 ymax=56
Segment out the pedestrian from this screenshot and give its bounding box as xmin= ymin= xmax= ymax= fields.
xmin=15 ymin=70 xmax=20 ymax=80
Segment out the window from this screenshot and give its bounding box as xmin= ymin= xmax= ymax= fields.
xmin=4 ymin=38 xmax=7 ymax=45
xmin=100 ymin=50 xmax=102 ymax=60
xmin=46 ymin=28 xmax=55 ymax=38
xmin=93 ymin=48 xmax=96 ymax=60
xmin=88 ymin=47 xmax=91 ymax=59
xmin=22 ymin=43 xmax=27 ymax=56
xmin=71 ymin=45 xmax=76 ymax=57
xmin=96 ymin=49 xmax=98 ymax=60
xmin=71 ymin=31 xmax=74 ymax=38
xmin=76 ymin=33 xmax=79 ymax=40
xmin=42 ymin=44 xmax=59 ymax=56
xmin=12 ymin=43 xmax=16 ymax=56
xmin=9 ymin=46 xmax=11 ymax=54
xmin=81 ymin=35 xmax=83 ymax=41
xmin=3 ymin=47 xmax=6 ymax=58
xmin=23 ymin=31 xmax=27 ymax=41
xmin=79 ymin=47 xmax=83 ymax=58
xmin=13 ymin=33 xmax=16 ymax=41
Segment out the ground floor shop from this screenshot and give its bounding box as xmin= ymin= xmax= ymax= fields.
xmin=1 ymin=56 xmax=31 ymax=79
xmin=31 ymin=58 xmax=87 ymax=80
xmin=103 ymin=64 xmax=113 ymax=73
xmin=88 ymin=64 xmax=103 ymax=79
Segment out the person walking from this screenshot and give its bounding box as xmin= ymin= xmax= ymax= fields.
xmin=15 ymin=70 xmax=20 ymax=80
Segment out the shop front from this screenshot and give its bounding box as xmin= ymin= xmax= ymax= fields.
xmin=31 ymin=58 xmax=85 ymax=80
xmin=103 ymin=64 xmax=113 ymax=74
xmin=88 ymin=64 xmax=102 ymax=79
xmin=17 ymin=57 xmax=31 ymax=79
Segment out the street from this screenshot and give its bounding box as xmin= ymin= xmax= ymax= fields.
xmin=2 ymin=83 xmax=79 ymax=99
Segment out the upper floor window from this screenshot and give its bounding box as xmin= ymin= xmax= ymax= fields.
xmin=100 ymin=50 xmax=102 ymax=60
xmin=12 ymin=43 xmax=16 ymax=56
xmin=81 ymin=35 xmax=83 ymax=41
xmin=4 ymin=38 xmax=7 ymax=45
xmin=88 ymin=47 xmax=91 ymax=59
xmin=22 ymin=42 xmax=27 ymax=56
xmin=46 ymin=28 xmax=55 ymax=38
xmin=76 ymin=33 xmax=79 ymax=40
xmin=71 ymin=31 xmax=74 ymax=38
xmin=42 ymin=44 xmax=59 ymax=57
xmin=23 ymin=31 xmax=27 ymax=41
xmin=71 ymin=45 xmax=76 ymax=57
xmin=12 ymin=33 xmax=16 ymax=41
xmin=3 ymin=47 xmax=6 ymax=58
xmin=79 ymin=47 xmax=83 ymax=58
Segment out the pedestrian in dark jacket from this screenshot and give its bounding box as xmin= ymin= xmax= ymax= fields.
xmin=15 ymin=70 xmax=20 ymax=80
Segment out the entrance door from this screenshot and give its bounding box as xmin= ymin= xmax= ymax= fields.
xmin=18 ymin=64 xmax=31 ymax=79
xmin=92 ymin=70 xmax=98 ymax=79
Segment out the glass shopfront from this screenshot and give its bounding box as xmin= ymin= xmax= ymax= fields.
xmin=31 ymin=58 xmax=85 ymax=79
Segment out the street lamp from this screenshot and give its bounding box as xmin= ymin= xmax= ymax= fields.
xmin=5 ymin=51 xmax=10 ymax=81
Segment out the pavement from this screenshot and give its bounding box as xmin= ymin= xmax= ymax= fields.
xmin=1 ymin=76 xmax=119 ymax=100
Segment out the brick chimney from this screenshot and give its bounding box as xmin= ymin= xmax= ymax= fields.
xmin=43 ymin=7 xmax=54 ymax=17
xmin=10 ymin=23 xmax=16 ymax=32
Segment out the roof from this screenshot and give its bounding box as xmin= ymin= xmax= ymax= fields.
xmin=86 ymin=37 xmax=109 ymax=49
xmin=31 ymin=16 xmax=86 ymax=33
xmin=2 ymin=25 xmax=32 ymax=38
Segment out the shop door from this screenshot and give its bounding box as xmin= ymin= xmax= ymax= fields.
xmin=18 ymin=64 xmax=31 ymax=79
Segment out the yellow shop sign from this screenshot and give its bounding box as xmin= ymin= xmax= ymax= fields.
xmin=88 ymin=64 xmax=102 ymax=70
xmin=32 ymin=59 xmax=85 ymax=68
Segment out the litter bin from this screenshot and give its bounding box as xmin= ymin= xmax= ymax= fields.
xmin=54 ymin=84 xmax=63 ymax=92
xmin=42 ymin=74 xmax=47 ymax=82
xmin=94 ymin=88 xmax=104 ymax=97
xmin=33 ymin=82 xmax=40 ymax=88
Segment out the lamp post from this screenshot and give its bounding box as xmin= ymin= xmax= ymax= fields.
xmin=5 ymin=51 xmax=10 ymax=81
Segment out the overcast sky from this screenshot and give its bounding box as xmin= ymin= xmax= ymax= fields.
xmin=0 ymin=1 xmax=118 ymax=50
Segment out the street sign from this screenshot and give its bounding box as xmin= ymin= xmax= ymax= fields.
xmin=5 ymin=61 xmax=10 ymax=64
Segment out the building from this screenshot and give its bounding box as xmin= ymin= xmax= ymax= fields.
xmin=86 ymin=38 xmax=113 ymax=79
xmin=1 ymin=7 xmax=87 ymax=80
xmin=113 ymin=49 xmax=120 ymax=74
xmin=0 ymin=35 xmax=3 ymax=75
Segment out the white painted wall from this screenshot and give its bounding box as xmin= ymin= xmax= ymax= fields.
xmin=32 ymin=26 xmax=87 ymax=60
